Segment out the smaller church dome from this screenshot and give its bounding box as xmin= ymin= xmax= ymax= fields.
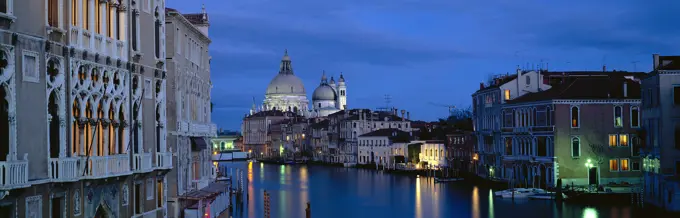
xmin=312 ymin=84 xmax=337 ymax=101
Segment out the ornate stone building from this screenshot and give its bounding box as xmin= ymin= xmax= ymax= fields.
xmin=164 ymin=6 xmax=225 ymax=218
xmin=0 ymin=0 xmax=171 ymax=217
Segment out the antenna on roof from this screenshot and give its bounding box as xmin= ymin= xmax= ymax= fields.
xmin=631 ymin=61 xmax=639 ymax=71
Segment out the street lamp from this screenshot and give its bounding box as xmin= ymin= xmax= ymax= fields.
xmin=585 ymin=159 xmax=594 ymax=168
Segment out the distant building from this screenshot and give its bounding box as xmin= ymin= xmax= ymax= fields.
xmin=447 ymin=131 xmax=476 ymax=173
xmin=241 ymin=110 xmax=301 ymax=158
xmin=211 ymin=132 xmax=240 ymax=152
xmin=641 ymin=54 xmax=680 ymax=212
xmin=309 ymin=119 xmax=331 ymax=161
xmin=327 ymin=109 xmax=412 ymax=164
xmin=418 ymin=140 xmax=448 ymax=168
xmin=357 ymin=129 xmax=411 ymax=166
xmin=281 ymin=117 xmax=310 ymax=156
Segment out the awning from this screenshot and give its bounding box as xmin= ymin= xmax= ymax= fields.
xmin=180 ymin=182 xmax=230 ymax=202
xmin=190 ymin=137 xmax=208 ymax=151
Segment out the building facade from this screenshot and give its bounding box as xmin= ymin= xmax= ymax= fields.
xmin=164 ymin=6 xmax=225 ymax=218
xmin=327 ymin=109 xmax=412 ymax=164
xmin=503 ymin=75 xmax=643 ymax=189
xmin=241 ymin=110 xmax=297 ymax=158
xmin=0 ymin=0 xmax=170 ymax=217
xmin=447 ymin=131 xmax=476 ymax=173
xmin=641 ymin=54 xmax=680 ymax=212
xmin=472 ymin=69 xmax=550 ymax=180
xmin=357 ymin=129 xmax=410 ymax=166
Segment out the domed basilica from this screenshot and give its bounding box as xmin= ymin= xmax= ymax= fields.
xmin=256 ymin=50 xmax=347 ymax=117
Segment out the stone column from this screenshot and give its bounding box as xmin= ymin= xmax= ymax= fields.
xmin=102 ymin=119 xmax=109 ymax=155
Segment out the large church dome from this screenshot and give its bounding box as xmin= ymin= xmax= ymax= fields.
xmin=312 ymin=84 xmax=336 ymax=101
xmin=266 ymin=74 xmax=306 ymax=95
xmin=265 ymin=50 xmax=306 ymax=96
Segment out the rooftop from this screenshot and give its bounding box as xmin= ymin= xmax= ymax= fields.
xmin=359 ymin=129 xmax=412 ymax=143
xmin=507 ymin=75 xmax=640 ymax=104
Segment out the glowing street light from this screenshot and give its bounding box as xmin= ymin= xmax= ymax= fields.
xmin=585 ymin=159 xmax=594 ymax=168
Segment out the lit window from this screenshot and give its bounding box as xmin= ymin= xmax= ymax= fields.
xmin=48 ymin=0 xmax=59 ymax=27
xmin=504 ymin=90 xmax=510 ymax=100
xmin=620 ymin=159 xmax=629 ymax=171
xmin=609 ymin=134 xmax=617 ymax=147
xmin=609 ymin=159 xmax=619 ymax=171
xmin=570 ymin=106 xmax=579 ymax=128
xmin=619 ymin=134 xmax=628 ymax=147
xmin=614 ymin=106 xmax=622 ymax=127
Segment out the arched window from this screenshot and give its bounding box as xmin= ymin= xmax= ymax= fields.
xmin=614 ymin=105 xmax=622 ymax=127
xmin=48 ymin=91 xmax=60 ymax=158
xmin=570 ymin=106 xmax=580 ymax=128
xmin=72 ymin=100 xmax=80 ymax=156
xmin=0 ymin=85 xmax=10 ymax=161
xmin=108 ymin=104 xmax=115 ymax=155
xmin=118 ymin=105 xmax=125 ymax=154
xmin=571 ymin=137 xmax=580 ymax=158
xmin=97 ymin=101 xmax=104 ymax=156
xmin=156 ymin=105 xmax=161 ymax=152
xmin=630 ymin=106 xmax=640 ymax=128
xmin=154 ymin=7 xmax=161 ymax=58
xmin=133 ymin=102 xmax=139 ymax=153
xmin=85 ymin=101 xmax=93 ymax=156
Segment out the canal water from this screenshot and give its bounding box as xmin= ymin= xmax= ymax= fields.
xmin=219 ymin=161 xmax=652 ymax=218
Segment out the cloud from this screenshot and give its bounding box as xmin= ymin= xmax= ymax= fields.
xmin=168 ymin=0 xmax=679 ymax=130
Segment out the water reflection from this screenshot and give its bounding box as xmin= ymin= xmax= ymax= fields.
xmin=583 ymin=207 xmax=598 ymax=218
xmin=221 ymin=162 xmax=652 ymax=218
xmin=488 ymin=190 xmax=495 ymax=218
xmin=472 ymin=186 xmax=479 ymax=218
xmin=415 ymin=177 xmax=422 ymax=218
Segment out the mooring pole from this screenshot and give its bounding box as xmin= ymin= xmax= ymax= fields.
xmin=306 ymin=202 xmax=311 ymax=218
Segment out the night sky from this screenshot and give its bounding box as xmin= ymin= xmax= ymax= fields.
xmin=167 ymin=0 xmax=680 ymax=131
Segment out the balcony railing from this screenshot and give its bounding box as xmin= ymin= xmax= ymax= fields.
xmin=83 ymin=154 xmax=131 ymax=179
xmin=155 ymin=152 xmax=173 ymax=169
xmin=178 ymin=121 xmax=217 ymax=137
xmin=133 ymin=152 xmax=153 ymax=173
xmin=0 ymin=154 xmax=29 ymax=190
xmin=69 ymin=26 xmax=128 ymax=61
xmin=49 ymin=157 xmax=82 ymax=182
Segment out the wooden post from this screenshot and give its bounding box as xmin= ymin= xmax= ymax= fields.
xmin=264 ymin=191 xmax=271 ymax=218
xmin=305 ymin=202 xmax=311 ymax=218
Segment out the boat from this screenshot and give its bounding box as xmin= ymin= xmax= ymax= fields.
xmin=249 ymin=159 xmax=258 ymax=163
xmin=434 ymin=177 xmax=464 ymax=182
xmin=496 ymin=188 xmax=547 ymax=198
xmin=529 ymin=192 xmax=568 ymax=200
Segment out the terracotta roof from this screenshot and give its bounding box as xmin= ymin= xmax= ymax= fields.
xmin=183 ymin=13 xmax=209 ymax=25
xmin=359 ymin=129 xmax=411 ymax=143
xmin=507 ymin=75 xmax=641 ymax=104
xmin=180 ymin=182 xmax=229 ymax=201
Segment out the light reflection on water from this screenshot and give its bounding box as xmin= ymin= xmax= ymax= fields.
xmin=222 ymin=162 xmax=656 ymax=218
xmin=472 ymin=186 xmax=479 ymax=218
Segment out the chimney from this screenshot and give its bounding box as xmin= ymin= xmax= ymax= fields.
xmin=602 ymin=65 xmax=607 ymax=72
xmin=407 ymin=112 xmax=410 ymax=120
xmin=653 ymin=54 xmax=660 ymax=70
xmin=479 ymin=83 xmax=485 ymax=89
xmin=623 ymin=82 xmax=628 ymax=97
xmin=400 ymin=110 xmax=406 ymax=121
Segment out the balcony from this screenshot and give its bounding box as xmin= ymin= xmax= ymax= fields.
xmin=82 ymin=154 xmax=131 ymax=179
xmin=178 ymin=121 xmax=217 ymax=137
xmin=133 ymin=152 xmax=153 ymax=173
xmin=155 ymin=151 xmax=173 ymax=169
xmin=69 ymin=26 xmax=128 ymax=62
xmin=49 ymin=157 xmax=82 ymax=182
xmin=0 ymin=154 xmax=29 ymax=190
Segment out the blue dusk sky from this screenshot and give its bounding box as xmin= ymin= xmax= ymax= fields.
xmin=167 ymin=0 xmax=680 ymax=131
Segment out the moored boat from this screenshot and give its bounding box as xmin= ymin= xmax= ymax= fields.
xmin=529 ymin=192 xmax=568 ymax=200
xmin=496 ymin=188 xmax=547 ymax=198
xmin=434 ymin=177 xmax=464 ymax=182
